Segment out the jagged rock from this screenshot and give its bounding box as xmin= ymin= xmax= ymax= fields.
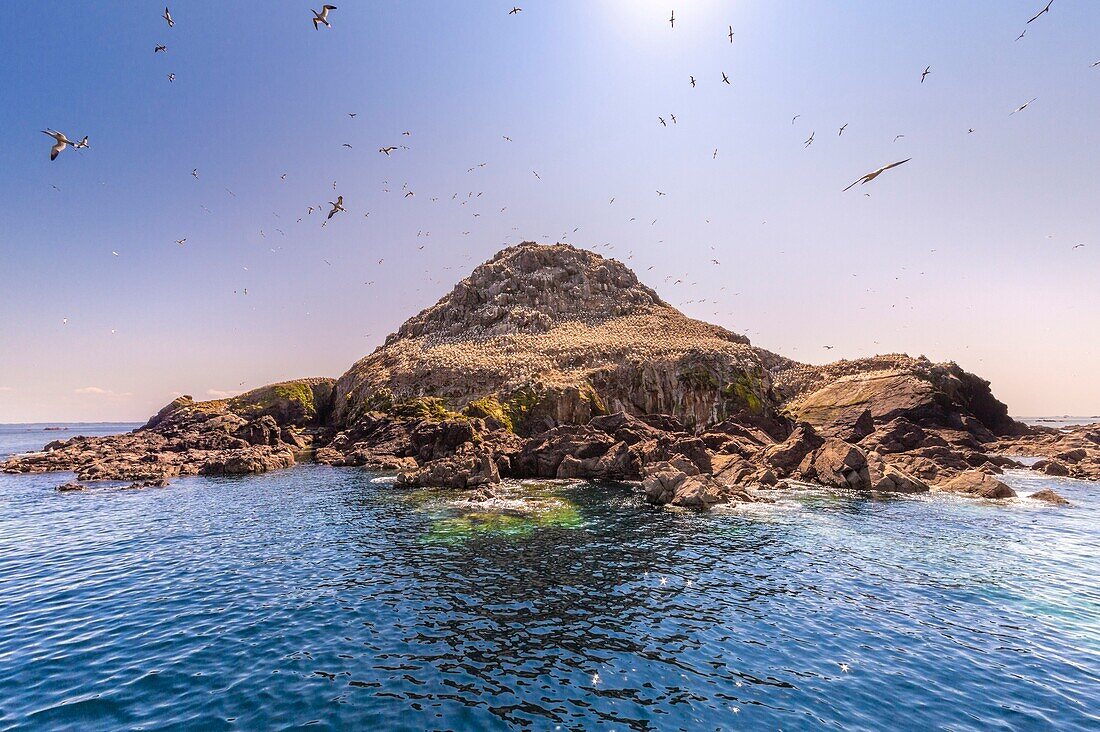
xmin=799 ymin=438 xmax=872 ymax=491
xmin=860 ymin=418 xmax=931 ymax=454
xmin=200 ymin=447 xmax=295 ymax=475
xmin=556 ymin=441 xmax=639 ymax=480
xmin=513 ymin=425 xmax=618 ymax=478
xmin=1032 ymin=459 xmax=1070 ymax=477
xmin=1028 ymin=488 xmax=1070 ymax=505
xmin=635 ymin=435 xmax=712 ymax=474
xmin=822 ymin=408 xmax=875 ymax=443
xmin=937 ymin=471 xmax=1016 ymax=499
xmin=395 ymin=448 xmax=500 ymax=489
xmin=866 ymin=452 xmax=929 ymax=493
xmin=280 ymin=427 xmax=307 ymax=449
xmin=642 ymin=461 xmax=727 ymax=510
xmin=763 ymin=423 xmax=825 ymax=477
xmin=409 ymin=419 xmax=477 ymax=461
xmin=235 ymin=416 xmax=282 ymax=447
xmin=587 ymin=412 xmax=667 ymax=445
xmin=56 ymin=481 xmax=87 ymax=492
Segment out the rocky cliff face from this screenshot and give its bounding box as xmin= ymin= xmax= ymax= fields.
xmin=333 ymin=242 xmax=781 ymax=435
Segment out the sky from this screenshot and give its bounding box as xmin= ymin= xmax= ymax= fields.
xmin=1 ymin=1 xmax=1098 ymax=422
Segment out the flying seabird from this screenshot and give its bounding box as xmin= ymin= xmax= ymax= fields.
xmin=658 ymin=116 xmax=667 ymax=127
xmin=669 ymin=10 xmax=675 ymax=28
xmin=509 ymin=6 xmax=521 ymax=14
xmin=379 ymin=146 xmax=396 ymax=155
xmin=163 ymin=7 xmax=174 ymax=27
xmin=728 ymin=25 xmax=734 ymax=43
xmin=791 ymin=114 xmax=800 ymax=124
xmin=722 ymin=72 xmax=730 ymax=84
xmin=191 ymin=168 xmax=198 ymax=178
xmin=921 ymin=65 xmax=931 ymax=83
xmin=312 ymin=5 xmax=337 ymax=29
xmin=154 ymin=45 xmax=166 ymax=53
xmin=1016 ymin=29 xmax=1027 ymax=41
xmin=804 ymin=131 xmax=815 ymax=147
xmin=1026 ymin=0 xmax=1053 ymax=24
xmin=1011 ymin=97 xmax=1037 ymax=114
xmin=327 ymin=195 xmax=345 ymax=219
xmin=175 ymin=238 xmax=187 ymax=245
xmin=42 ymin=129 xmax=76 ymax=161
xmin=690 ymin=75 xmax=695 ymax=87
xmin=167 ymin=73 xmax=176 ymax=82
xmin=839 ymin=123 xmax=848 ymax=135
xmin=843 ymin=158 xmax=911 ymax=191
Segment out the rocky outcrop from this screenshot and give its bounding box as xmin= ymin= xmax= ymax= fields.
xmin=2 ymin=381 xmax=328 ymax=483
xmin=774 ymin=355 xmax=1026 ymax=438
xmin=866 ymin=452 xmax=929 ymax=493
xmin=799 ymin=438 xmax=872 ymax=491
xmin=395 ymin=446 xmax=500 ymax=489
xmin=642 ymin=459 xmax=722 ymax=509
xmin=936 ymin=471 xmax=1016 ymax=499
xmin=996 ymin=424 xmax=1100 ymax=481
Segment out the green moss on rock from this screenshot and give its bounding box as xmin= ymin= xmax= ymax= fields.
xmin=721 ymin=372 xmax=764 ymax=415
xmin=463 ymin=396 xmax=514 ymax=432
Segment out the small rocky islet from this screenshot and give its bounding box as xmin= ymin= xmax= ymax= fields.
xmin=6 ymin=242 xmax=1094 ymax=508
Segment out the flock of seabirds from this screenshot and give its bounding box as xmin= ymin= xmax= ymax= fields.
xmin=42 ymin=3 xmax=1093 ymax=352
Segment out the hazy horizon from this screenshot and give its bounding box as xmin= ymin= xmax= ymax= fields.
xmin=2 ymin=1 xmax=1098 ymax=422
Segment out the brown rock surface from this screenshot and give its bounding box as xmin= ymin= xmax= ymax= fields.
xmin=937 ymin=471 xmax=1017 ymax=499
xmin=1028 ymin=488 xmax=1070 ymax=505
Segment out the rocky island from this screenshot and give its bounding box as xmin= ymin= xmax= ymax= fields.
xmin=6 ymin=242 xmax=1096 ymax=506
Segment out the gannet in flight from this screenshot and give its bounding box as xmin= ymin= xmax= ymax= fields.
xmin=327 ymin=195 xmax=345 ymax=219
xmin=843 ymin=158 xmax=911 ymax=191
xmin=313 ymin=5 xmax=337 ymax=29
xmin=163 ymin=7 xmax=174 ymax=27
xmin=42 ymin=130 xmax=77 ymax=160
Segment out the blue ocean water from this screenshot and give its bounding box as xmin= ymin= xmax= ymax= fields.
xmin=0 ymin=424 xmax=1097 ymax=731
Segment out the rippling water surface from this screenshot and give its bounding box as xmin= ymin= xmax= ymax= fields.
xmin=1 ymin=425 xmax=1098 ymax=731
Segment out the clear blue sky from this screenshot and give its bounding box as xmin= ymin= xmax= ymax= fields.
xmin=1 ymin=1 xmax=1098 ymax=421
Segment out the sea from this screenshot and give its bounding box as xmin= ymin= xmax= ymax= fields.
xmin=0 ymin=422 xmax=1097 ymax=731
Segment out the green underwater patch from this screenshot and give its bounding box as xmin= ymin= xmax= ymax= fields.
xmin=411 ymin=482 xmax=585 ymax=544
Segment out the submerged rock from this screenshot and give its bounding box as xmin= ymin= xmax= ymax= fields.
xmin=56 ymin=481 xmax=87 ymax=492
xmin=1028 ymin=488 xmax=1070 ymax=505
